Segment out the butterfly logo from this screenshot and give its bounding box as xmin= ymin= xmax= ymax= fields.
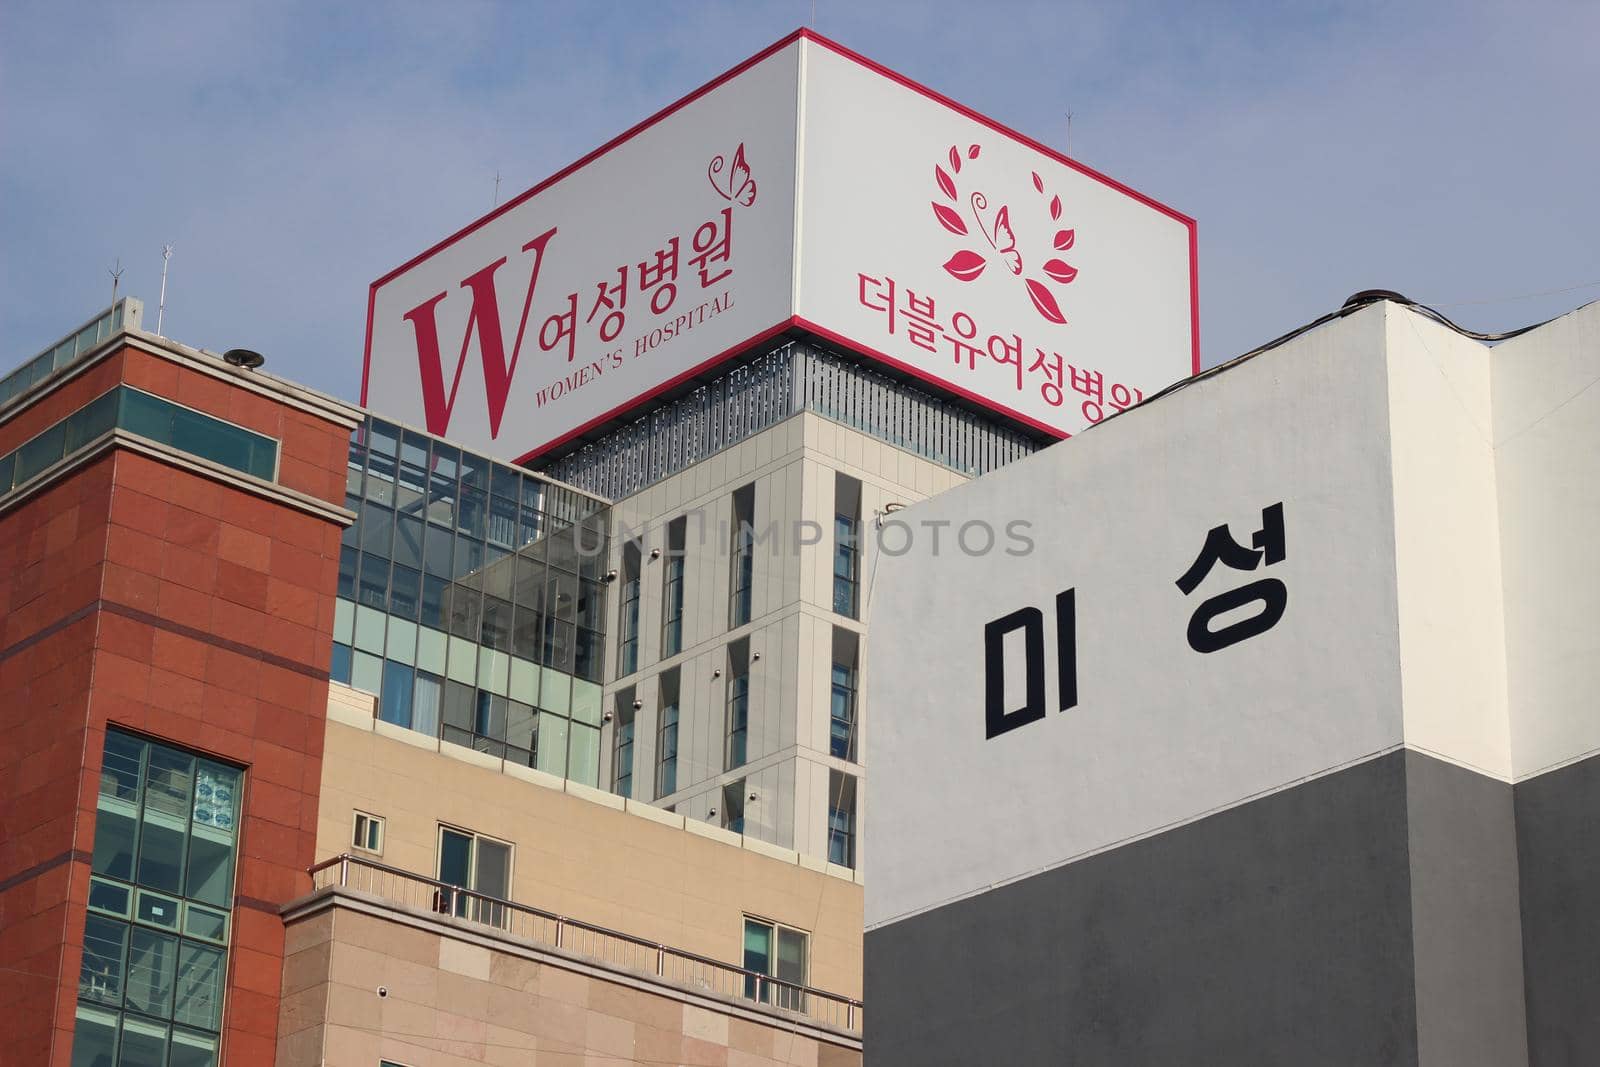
xmin=972 ymin=195 xmax=1022 ymax=275
xmin=708 ymin=143 xmax=757 ymax=207
xmin=929 ymin=143 xmax=1078 ymax=325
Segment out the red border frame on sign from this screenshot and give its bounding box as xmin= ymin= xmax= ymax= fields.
xmin=361 ymin=28 xmax=1201 ymax=462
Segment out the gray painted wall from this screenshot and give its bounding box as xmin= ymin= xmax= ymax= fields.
xmin=1404 ymin=751 xmax=1528 ymax=1067
xmin=866 ymin=751 xmax=1549 ymax=1066
xmin=866 ymin=753 xmax=1419 ymax=1066
xmin=1516 ymin=752 xmax=1600 ymax=1066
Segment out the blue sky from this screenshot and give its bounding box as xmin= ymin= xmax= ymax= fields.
xmin=3 ymin=0 xmax=1596 ymax=400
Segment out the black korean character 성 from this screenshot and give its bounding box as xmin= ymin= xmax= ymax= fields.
xmin=1175 ymin=502 xmax=1286 ymax=654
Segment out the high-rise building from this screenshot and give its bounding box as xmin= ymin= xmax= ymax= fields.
xmin=1 ymin=28 xmax=1198 ymax=1067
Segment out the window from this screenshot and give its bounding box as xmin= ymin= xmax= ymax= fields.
xmin=656 ymin=669 xmax=680 ymax=799
xmin=618 ymin=541 xmax=642 ymax=677
xmin=729 ymin=483 xmax=755 ymax=628
xmin=1 ymin=385 xmax=279 ymax=501
xmin=721 ymin=780 xmax=746 ymax=834
xmin=613 ymin=691 xmax=636 ymax=800
xmin=833 ymin=474 xmax=861 ymax=618
xmin=352 ymin=812 xmax=384 ymax=854
xmin=830 ymin=628 xmax=860 ymax=762
xmin=828 ymin=772 xmax=857 ymax=869
xmin=725 ymin=639 xmax=750 ymax=771
xmin=73 ymin=731 xmax=240 ymax=1067
xmin=661 ymin=517 xmax=686 ymax=657
xmin=436 ymin=826 xmax=512 ymax=927
xmin=743 ymin=917 xmax=808 ymax=1011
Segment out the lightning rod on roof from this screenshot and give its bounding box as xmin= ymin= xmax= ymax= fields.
xmin=157 ymin=243 xmax=174 ymax=337
xmin=107 ymin=257 xmax=124 ymax=313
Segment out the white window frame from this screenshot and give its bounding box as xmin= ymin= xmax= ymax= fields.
xmin=351 ymin=811 xmax=385 ymax=855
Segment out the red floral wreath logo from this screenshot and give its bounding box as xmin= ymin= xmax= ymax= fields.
xmin=930 ymin=144 xmax=1078 ymax=324
xmin=708 ymin=143 xmax=757 ymax=207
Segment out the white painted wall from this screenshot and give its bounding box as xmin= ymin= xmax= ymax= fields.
xmin=1493 ymin=300 xmax=1600 ymax=778
xmin=1384 ymin=305 xmax=1512 ymax=779
xmin=865 ymin=303 xmax=1410 ymax=928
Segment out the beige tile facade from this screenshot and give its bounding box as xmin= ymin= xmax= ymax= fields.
xmin=315 ymin=710 xmax=864 ymax=998
xmin=278 ymin=896 xmax=861 ymax=1067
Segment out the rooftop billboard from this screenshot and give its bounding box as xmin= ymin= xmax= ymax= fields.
xmin=363 ymin=30 xmax=1198 ymax=463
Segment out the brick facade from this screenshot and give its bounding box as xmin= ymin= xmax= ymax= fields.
xmin=0 ymin=339 xmax=355 ymax=1065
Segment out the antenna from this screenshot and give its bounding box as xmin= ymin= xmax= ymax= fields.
xmin=157 ymin=244 xmax=174 ymax=336
xmin=1065 ymin=109 xmax=1075 ymax=156
xmin=107 ymin=257 xmax=125 ymax=312
xmin=493 ymin=170 xmax=502 ymax=208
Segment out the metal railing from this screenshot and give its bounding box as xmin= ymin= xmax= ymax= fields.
xmin=307 ymin=853 xmax=862 ymax=1034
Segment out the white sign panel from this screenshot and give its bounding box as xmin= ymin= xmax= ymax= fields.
xmin=795 ymin=40 xmax=1197 ymax=439
xmin=362 ymin=32 xmax=1197 ymax=462
xmin=863 ymin=315 xmax=1405 ymax=930
xmin=362 ymin=43 xmax=800 ymax=460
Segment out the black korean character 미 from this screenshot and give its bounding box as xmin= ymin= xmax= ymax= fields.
xmin=1175 ymin=502 xmax=1287 ymax=653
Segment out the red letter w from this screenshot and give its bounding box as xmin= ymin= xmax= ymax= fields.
xmin=402 ymin=227 xmax=558 ymax=439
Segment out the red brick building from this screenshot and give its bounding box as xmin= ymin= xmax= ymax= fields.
xmin=0 ymin=303 xmax=359 ymax=1065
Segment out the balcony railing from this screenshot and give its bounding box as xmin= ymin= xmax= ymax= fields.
xmin=307 ymin=853 xmax=862 ymax=1035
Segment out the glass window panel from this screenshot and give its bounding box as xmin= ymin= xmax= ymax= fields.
xmin=88 ymin=878 xmax=132 ymax=918
xmin=413 ymin=671 xmax=443 ymax=738
xmin=539 ymin=669 xmax=571 ymax=715
xmin=423 ymin=522 xmax=455 ymax=577
xmin=446 ymin=635 xmax=478 ymax=686
xmin=351 ymin=651 xmax=383 ymax=695
xmin=135 ymin=890 xmax=180 ymax=929
xmin=386 ymin=618 xmax=418 ymax=666
xmin=100 ymin=733 xmax=144 ymax=802
xmin=357 ymin=553 xmax=389 ymax=611
xmin=575 ymin=627 xmax=604 ymax=682
xmin=420 ymin=575 xmax=449 ymax=628
xmin=511 ymin=606 xmax=543 ymax=662
xmin=509 ymin=659 xmax=539 ymax=704
xmin=124 ymin=928 xmax=178 ymax=1017
xmin=79 ymin=915 xmax=128 ymax=1004
xmin=192 ymin=763 xmax=238 ymax=834
xmin=568 ymin=722 xmax=600 ymax=787
xmin=184 ymin=828 xmax=234 ymax=908
xmin=91 ymin=805 xmax=138 ymax=883
xmin=173 ymin=943 xmax=225 ymax=1030
xmin=167 ymin=1029 xmax=218 ymax=1067
xmin=474 ymin=838 xmax=511 ymax=897
xmin=359 ymin=501 xmax=394 ymax=557
xmin=460 ymin=451 xmax=490 ymax=490
xmin=416 ymin=627 xmax=448 ymax=675
xmin=454 ymin=532 xmax=485 ymax=578
xmin=330 ymin=643 xmax=353 ymax=685
xmin=480 ymin=596 xmax=512 ymax=652
xmin=490 ymin=464 xmax=521 ymax=503
xmin=16 ymin=420 xmax=66 ymax=483
xmin=506 ymin=701 xmax=536 ymax=752
xmin=380 ymin=662 xmax=414 ymax=728
xmin=542 ymin=619 xmax=574 ymax=674
xmin=438 ymin=828 xmax=472 ymax=888
xmin=333 ymin=598 xmax=355 ymax=644
xmin=392 ymin=515 xmax=424 ymax=572
xmin=183 ymin=905 xmax=228 ymax=943
xmin=337 ymin=546 xmax=358 ymax=600
xmin=487 ymin=493 xmax=518 ymax=548
xmin=743 ymin=920 xmax=772 ymax=1001
xmin=443 ymin=681 xmax=476 ymax=732
xmin=352 ymin=604 xmax=387 ymax=655
xmin=458 ymin=486 xmax=487 ymax=540
xmin=475 ymin=693 xmax=508 ymax=742
xmin=570 ymin=679 xmax=603 ymax=726
xmin=118 ymin=1016 xmax=169 ymax=1067
xmin=135 ymin=815 xmax=186 ymax=895
xmin=776 ymin=928 xmax=807 ymax=985
xmin=535 ymin=713 xmax=568 ymax=777
xmin=71 ymin=1003 xmax=118 ymax=1067
xmin=389 ymin=566 xmax=421 ymax=622
xmin=0 ymin=450 xmax=15 ymax=494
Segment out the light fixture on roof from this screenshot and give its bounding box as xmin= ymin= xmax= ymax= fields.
xmin=222 ymin=348 xmax=265 ymax=370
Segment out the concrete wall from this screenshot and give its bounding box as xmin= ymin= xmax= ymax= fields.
xmin=278 ymin=900 xmax=860 ymax=1067
xmin=315 ymin=705 xmax=864 ymax=998
xmin=599 ymin=410 xmax=968 ymax=864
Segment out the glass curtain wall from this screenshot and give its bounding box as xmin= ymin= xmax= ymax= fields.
xmin=329 ymin=417 xmax=613 ymax=786
xmin=72 ymin=731 xmax=240 ymax=1067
